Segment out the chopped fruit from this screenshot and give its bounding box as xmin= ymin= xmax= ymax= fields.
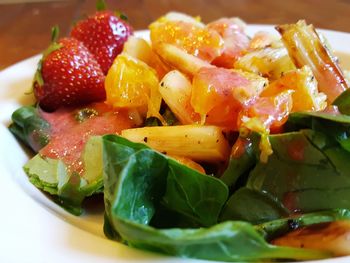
xmin=277 ymin=20 xmax=348 ymax=103
xmin=155 ymin=43 xmax=213 ymax=76
xmin=123 ymin=36 xmax=153 ymax=64
xmin=33 ymin=37 xmax=105 ymax=111
xmin=121 ymin=125 xmax=231 ymax=162
xmin=239 ymin=90 xmax=293 ymax=133
xmin=191 ymin=67 xmax=268 ymax=130
xmin=122 ymin=36 xmax=170 ymax=78
xmin=261 ymin=66 xmax=327 ymax=112
xmin=207 ymin=17 xmax=250 ymax=68
xmin=71 ymin=10 xmax=133 ymax=74
xmin=105 ymin=54 xmax=163 ymax=121
xmin=150 ymin=15 xmax=223 ymax=62
xmin=272 ymin=221 xmax=350 ymax=256
xmin=159 ymin=70 xmax=200 ymax=124
xmin=39 ymin=102 xmax=136 ymax=175
xmin=234 ymin=47 xmax=296 ymax=80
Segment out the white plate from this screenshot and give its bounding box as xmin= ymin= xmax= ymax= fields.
xmin=0 ymin=27 xmax=350 ymax=263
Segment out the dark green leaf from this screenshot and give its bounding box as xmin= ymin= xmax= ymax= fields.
xmin=220 ymin=187 xmax=288 ymax=224
xmin=287 ymin=111 xmax=350 ymax=153
xmin=163 ymin=158 xmax=228 ymax=227
xmin=288 ymin=111 xmax=350 ymax=127
xmin=114 ymin=217 xmax=329 ymax=261
xmin=333 ymin=88 xmax=350 ymax=114
xmin=256 ymin=209 xmax=350 ymax=241
xmin=103 ymin=134 xmax=227 ymax=227
xmin=246 ymin=130 xmax=350 ymax=214
xmin=9 ymin=106 xmax=50 ymax=152
xmin=220 ymin=136 xmax=258 ymax=188
xmin=102 ymin=134 xmax=329 ymax=261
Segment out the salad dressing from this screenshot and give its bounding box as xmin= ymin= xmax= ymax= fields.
xmin=39 ymin=102 xmax=136 ymax=175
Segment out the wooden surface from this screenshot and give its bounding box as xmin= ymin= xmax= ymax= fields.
xmin=1 ymin=0 xmax=350 ymax=70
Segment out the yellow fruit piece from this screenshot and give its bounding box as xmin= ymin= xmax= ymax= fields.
xmin=150 ymin=17 xmax=223 ymax=62
xmin=261 ymin=66 xmax=327 ymax=112
xmin=105 ymin=54 xmax=163 ymax=121
xmin=235 ymin=47 xmax=296 ymax=80
xmin=121 ymin=125 xmax=230 ymax=162
xmin=123 ymin=36 xmax=170 ymax=79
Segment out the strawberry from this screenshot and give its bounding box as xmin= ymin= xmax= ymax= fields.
xmin=33 ymin=37 xmax=105 ymax=111
xmin=70 ymin=10 xmax=133 ymax=74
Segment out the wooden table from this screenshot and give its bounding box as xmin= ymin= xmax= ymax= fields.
xmin=1 ymin=0 xmax=350 ymax=70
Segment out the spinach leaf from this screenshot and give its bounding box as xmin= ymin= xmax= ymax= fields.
xmin=24 ymin=136 xmax=104 ymax=215
xmin=288 ymin=111 xmax=350 ymax=126
xmin=220 ymin=134 xmax=259 ymax=188
xmin=246 ymin=130 xmax=350 ymax=215
xmin=102 ymin=135 xmax=329 ymax=261
xmin=287 ymin=111 xmax=350 ymax=152
xmin=220 ymin=187 xmax=288 ymax=224
xmin=256 ymin=209 xmax=350 ymax=241
xmin=333 ymin=88 xmax=350 ymax=114
xmin=220 ymin=147 xmax=255 ymax=189
xmin=102 ymin=134 xmax=227 ymax=227
xmin=9 ymin=106 xmax=50 ymax=152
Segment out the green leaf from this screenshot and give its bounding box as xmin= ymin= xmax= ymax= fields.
xmin=288 ymin=111 xmax=350 ymax=127
xmin=163 ymin=158 xmax=228 ymax=227
xmin=50 ymin=26 xmax=60 ymax=43
xmin=246 ymin=130 xmax=350 ymax=214
xmin=23 ymin=136 xmax=105 ymax=215
xmin=220 ymin=187 xmax=288 ymax=224
xmin=114 ymin=218 xmax=329 ymax=261
xmin=24 ymin=154 xmax=64 ymax=195
xmin=220 ymin=135 xmax=259 ymax=188
xmin=102 ymin=134 xmax=330 ymax=261
xmin=256 ymin=209 xmax=350 ymax=241
xmin=333 ymin=88 xmax=350 ymax=114
xmin=9 ymin=106 xmax=50 ymax=152
xmin=102 ymin=134 xmax=227 ymax=227
xmin=287 ymin=111 xmax=350 ymax=152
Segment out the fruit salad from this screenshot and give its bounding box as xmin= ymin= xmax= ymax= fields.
xmin=9 ymin=3 xmax=350 ymax=262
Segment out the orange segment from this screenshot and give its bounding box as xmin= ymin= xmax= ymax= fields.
xmin=150 ymin=18 xmax=223 ymax=62
xmin=105 ymin=54 xmax=163 ymax=120
xmin=261 ymin=66 xmax=327 ymax=112
xmin=191 ymin=67 xmax=267 ymax=130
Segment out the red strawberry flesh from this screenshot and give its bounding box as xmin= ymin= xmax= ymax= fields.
xmin=34 ymin=37 xmax=106 ymax=111
xmin=71 ymin=11 xmax=133 ymax=74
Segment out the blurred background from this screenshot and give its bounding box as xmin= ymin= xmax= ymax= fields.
xmin=1 ymin=0 xmax=350 ymax=69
